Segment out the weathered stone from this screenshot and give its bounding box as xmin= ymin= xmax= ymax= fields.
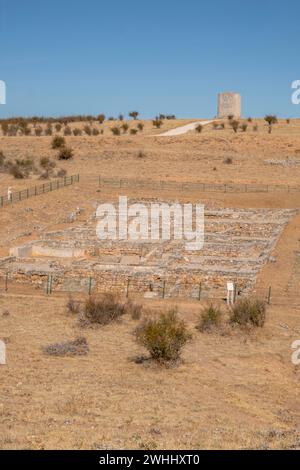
xmin=218 ymin=92 xmax=241 ymax=118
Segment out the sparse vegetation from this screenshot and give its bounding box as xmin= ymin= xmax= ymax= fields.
xmin=111 ymin=126 xmax=121 ymax=136
xmin=195 ymin=124 xmax=203 ymax=133
xmin=230 ymin=120 xmax=239 ymax=133
xmin=57 ymin=146 xmax=74 ymax=160
xmin=230 ymin=297 xmax=266 ymax=328
xmin=152 ymin=119 xmax=163 ymax=129
xmin=135 ymin=309 xmax=191 ymax=364
xmin=196 ymin=303 xmax=223 ymax=333
xmin=79 ymin=294 xmax=126 ymax=326
xmin=264 ymin=115 xmax=278 ymax=134
xmin=51 ymin=135 xmax=66 ymax=149
xmin=43 ymin=337 xmax=89 ymax=356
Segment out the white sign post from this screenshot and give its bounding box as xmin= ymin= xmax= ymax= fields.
xmin=227 ymin=282 xmax=235 ymax=306
xmin=0 ymin=340 xmax=6 ymax=365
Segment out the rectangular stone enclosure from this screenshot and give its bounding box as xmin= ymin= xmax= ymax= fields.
xmin=1 ymin=201 xmax=296 ymax=300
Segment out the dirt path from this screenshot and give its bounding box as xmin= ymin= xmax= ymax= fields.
xmin=157 ymin=120 xmax=214 ymax=136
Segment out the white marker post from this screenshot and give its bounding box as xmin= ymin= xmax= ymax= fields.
xmin=227 ymin=282 xmax=235 ymax=306
xmin=0 ymin=340 xmax=6 ymax=365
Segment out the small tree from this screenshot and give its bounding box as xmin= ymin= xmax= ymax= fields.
xmin=97 ymin=114 xmax=105 ymax=124
xmin=264 ymin=115 xmax=277 ymax=134
xmin=129 ymin=111 xmax=139 ymax=120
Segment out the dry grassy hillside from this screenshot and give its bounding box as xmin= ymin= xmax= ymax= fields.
xmin=0 ymin=117 xmax=300 ymax=450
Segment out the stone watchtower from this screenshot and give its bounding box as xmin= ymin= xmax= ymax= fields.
xmin=218 ymin=92 xmax=241 ymax=119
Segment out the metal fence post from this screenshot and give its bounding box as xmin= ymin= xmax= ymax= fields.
xmin=267 ymin=286 xmax=272 ymax=305
xmin=88 ymin=277 xmax=93 ymax=295
xmin=198 ymin=282 xmax=202 ymax=301
xmin=126 ymin=278 xmax=130 ymax=298
xmin=162 ymin=280 xmax=166 ymax=299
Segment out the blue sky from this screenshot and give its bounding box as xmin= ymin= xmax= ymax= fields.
xmin=0 ymin=0 xmax=299 ymax=119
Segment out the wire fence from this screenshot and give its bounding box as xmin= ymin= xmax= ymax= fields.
xmin=0 ymin=271 xmax=273 ymax=304
xmin=0 ymin=174 xmax=80 ymax=208
xmin=98 ymin=176 xmax=300 ymax=194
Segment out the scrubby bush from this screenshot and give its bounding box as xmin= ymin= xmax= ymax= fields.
xmin=230 ymin=120 xmax=239 ymax=133
xmin=130 ymin=129 xmax=138 ymax=135
xmin=125 ymin=299 xmax=143 ymax=320
xmin=92 ymin=128 xmax=100 ymax=136
xmin=63 ymin=126 xmax=72 ymax=136
xmin=84 ymin=125 xmax=92 ymax=136
xmin=195 ymin=124 xmax=203 ymax=133
xmin=80 ymin=293 xmax=126 ymax=326
xmin=45 ymin=125 xmax=53 ymax=136
xmin=57 ymin=168 xmax=67 ymax=177
xmin=40 ymin=157 xmax=51 ymax=168
xmin=73 ymin=128 xmax=82 ymax=136
xmin=9 ymin=164 xmax=25 ymax=179
xmin=196 ymin=304 xmax=222 ymax=333
xmin=35 ymin=126 xmax=43 ymax=136
xmin=137 ymin=122 xmax=144 ymax=131
xmin=224 ymin=157 xmax=233 ymax=164
xmin=121 ymin=123 xmax=129 ymax=133
xmin=253 ymin=125 xmax=258 ymax=132
xmin=135 ymin=309 xmax=191 ymax=364
xmin=43 ymin=337 xmax=88 ymax=356
xmin=241 ymin=123 xmax=248 ymax=132
xmin=67 ymin=296 xmax=81 ymax=314
xmin=230 ymin=297 xmax=266 ymax=328
xmin=111 ymin=126 xmax=121 ymax=136
xmin=152 ymin=119 xmax=163 ymax=129
xmin=55 ymin=123 xmax=62 ymax=132
xmin=57 ymin=146 xmax=74 ymax=160
xmin=52 ymin=135 xmax=66 ymax=149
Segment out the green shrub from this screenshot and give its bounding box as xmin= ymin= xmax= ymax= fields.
xmin=196 ymin=303 xmax=222 ymax=333
xmin=230 ymin=297 xmax=266 ymax=328
xmin=111 ymin=126 xmax=121 ymax=136
xmin=52 ymin=135 xmax=66 ymax=149
xmin=135 ymin=309 xmax=191 ymax=364
xmin=57 ymin=146 xmax=74 ymax=160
